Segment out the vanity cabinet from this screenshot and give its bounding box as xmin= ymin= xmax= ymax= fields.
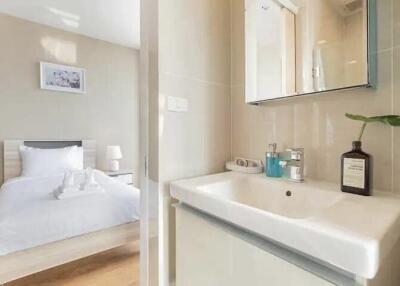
xmin=175 ymin=205 xmax=353 ymax=286
xmin=172 ymin=171 xmax=400 ymax=286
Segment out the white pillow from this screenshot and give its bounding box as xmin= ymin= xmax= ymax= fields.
xmin=19 ymin=145 xmax=84 ymax=177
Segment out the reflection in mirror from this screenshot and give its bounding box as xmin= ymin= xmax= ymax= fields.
xmin=297 ymin=0 xmax=368 ymax=94
xmin=245 ymin=0 xmax=375 ymax=103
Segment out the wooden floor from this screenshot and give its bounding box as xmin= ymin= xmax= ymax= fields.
xmin=5 ymin=242 xmax=140 ymax=286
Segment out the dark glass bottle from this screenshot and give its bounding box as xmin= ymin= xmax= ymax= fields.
xmin=341 ymin=141 xmax=372 ymax=196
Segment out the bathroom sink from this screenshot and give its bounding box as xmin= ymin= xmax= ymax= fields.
xmin=197 ymin=177 xmax=345 ymax=219
xmin=170 ymin=171 xmax=400 ymax=280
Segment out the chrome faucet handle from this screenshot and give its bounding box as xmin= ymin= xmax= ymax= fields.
xmin=278 ymin=148 xmax=305 ymax=183
xmin=280 ymin=148 xmax=304 ymax=161
xmin=288 ymin=148 xmax=304 ymax=161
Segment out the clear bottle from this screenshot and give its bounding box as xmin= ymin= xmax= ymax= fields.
xmin=266 ymin=143 xmax=282 ymax=178
xmin=341 ymin=141 xmax=372 ymax=196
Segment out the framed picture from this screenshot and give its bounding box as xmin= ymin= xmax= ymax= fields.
xmin=40 ymin=62 xmax=86 ymax=94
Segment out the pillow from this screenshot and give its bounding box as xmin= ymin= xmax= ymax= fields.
xmin=19 ymin=145 xmax=84 ymax=177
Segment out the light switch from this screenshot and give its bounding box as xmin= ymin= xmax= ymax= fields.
xmin=167 ymin=96 xmax=188 ymax=112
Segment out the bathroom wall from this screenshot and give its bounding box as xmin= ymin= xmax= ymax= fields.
xmin=0 ymin=13 xmax=140 ymax=185
xmin=231 ymin=0 xmax=400 ymax=193
xmin=163 ymin=0 xmax=398 ymax=283
xmin=158 ymin=0 xmax=232 ymax=283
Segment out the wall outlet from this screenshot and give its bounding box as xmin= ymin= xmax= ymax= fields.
xmin=167 ymin=96 xmax=188 ymax=112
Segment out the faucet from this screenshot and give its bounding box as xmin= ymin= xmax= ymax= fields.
xmin=279 ymin=148 xmax=305 ymax=183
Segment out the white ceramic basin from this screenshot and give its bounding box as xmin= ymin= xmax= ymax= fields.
xmin=198 ymin=178 xmax=345 ymax=219
xmin=170 ymin=171 xmax=400 ymax=279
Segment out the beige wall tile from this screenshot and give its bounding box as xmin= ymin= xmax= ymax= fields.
xmin=159 ymin=0 xmax=232 ymax=282
xmin=394 ymin=0 xmax=400 ymax=48
xmin=394 ymin=47 xmax=400 ymax=194
xmin=377 ymin=0 xmax=393 ymax=51
xmin=159 ymin=75 xmax=231 ymax=183
xmin=231 ymin=86 xmax=250 ymax=157
xmin=0 ymin=14 xmax=140 ymax=185
xmin=158 ymin=0 xmax=232 ymax=184
xmin=159 ymin=0 xmax=231 ymax=85
xmin=231 ymin=0 xmax=245 ymax=86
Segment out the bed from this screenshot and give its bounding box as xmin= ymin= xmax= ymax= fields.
xmin=0 ymin=140 xmax=140 ymax=284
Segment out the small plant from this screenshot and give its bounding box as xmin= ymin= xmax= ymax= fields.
xmin=345 ymin=113 xmax=400 ymax=141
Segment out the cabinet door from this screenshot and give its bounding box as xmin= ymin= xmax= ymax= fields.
xmin=176 ymin=207 xmax=337 ymax=286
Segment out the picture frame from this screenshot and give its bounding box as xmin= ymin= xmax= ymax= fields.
xmin=40 ymin=62 xmax=86 ymax=94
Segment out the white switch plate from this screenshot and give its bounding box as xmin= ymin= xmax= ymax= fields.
xmin=167 ymin=96 xmax=188 ymax=112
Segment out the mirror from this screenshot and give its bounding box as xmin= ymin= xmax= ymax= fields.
xmin=245 ymin=0 xmax=376 ymax=103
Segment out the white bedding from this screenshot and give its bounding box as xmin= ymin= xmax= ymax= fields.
xmin=0 ymin=170 xmax=140 ymax=256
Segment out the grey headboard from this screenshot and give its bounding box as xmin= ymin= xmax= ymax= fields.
xmin=3 ymin=140 xmax=96 ymax=181
xmin=23 ymin=141 xmax=83 ymax=149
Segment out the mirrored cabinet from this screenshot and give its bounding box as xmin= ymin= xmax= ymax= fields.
xmin=245 ymin=0 xmax=376 ymax=103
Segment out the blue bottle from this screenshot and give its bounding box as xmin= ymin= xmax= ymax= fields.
xmin=266 ymin=143 xmax=282 ymax=177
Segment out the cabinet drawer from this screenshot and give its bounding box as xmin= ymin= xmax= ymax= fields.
xmin=176 ymin=205 xmax=355 ymax=286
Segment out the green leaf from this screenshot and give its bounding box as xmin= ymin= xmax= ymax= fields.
xmin=369 ymin=115 xmax=400 ymax=126
xmin=387 ymin=117 xmax=400 ymax=126
xmin=346 ymin=113 xmax=400 ymax=126
xmin=345 ymin=113 xmax=374 ymax=122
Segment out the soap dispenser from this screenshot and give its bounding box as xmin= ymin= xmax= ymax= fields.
xmin=266 ymin=143 xmax=281 ymax=177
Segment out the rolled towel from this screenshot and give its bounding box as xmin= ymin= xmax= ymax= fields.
xmin=81 ymin=167 xmax=103 ymax=192
xmin=53 ymin=169 xmax=104 ymax=200
xmin=54 ymin=170 xmax=80 ymax=195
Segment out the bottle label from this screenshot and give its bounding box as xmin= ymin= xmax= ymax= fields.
xmin=343 ymin=158 xmax=365 ymax=189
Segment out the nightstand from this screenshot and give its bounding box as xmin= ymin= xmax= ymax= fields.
xmin=104 ymin=170 xmax=134 ymax=185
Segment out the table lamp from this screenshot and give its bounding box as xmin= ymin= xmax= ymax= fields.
xmin=106 ymin=146 xmax=122 ymax=171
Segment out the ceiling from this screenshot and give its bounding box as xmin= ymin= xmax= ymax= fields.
xmin=0 ymin=0 xmax=140 ymax=49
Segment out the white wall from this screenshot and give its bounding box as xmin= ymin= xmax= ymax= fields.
xmin=0 ymin=13 xmax=140 ymax=185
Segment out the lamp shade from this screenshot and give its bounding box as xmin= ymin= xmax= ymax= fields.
xmin=106 ymin=146 xmax=122 ymax=160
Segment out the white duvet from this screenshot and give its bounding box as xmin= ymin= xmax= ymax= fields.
xmin=0 ymin=170 xmax=140 ymax=256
